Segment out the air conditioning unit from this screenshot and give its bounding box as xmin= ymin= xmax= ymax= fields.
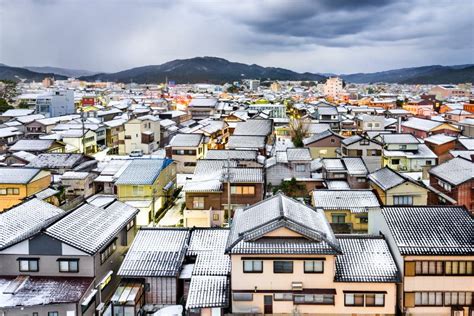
xmin=292 ymin=281 xmax=303 ymax=291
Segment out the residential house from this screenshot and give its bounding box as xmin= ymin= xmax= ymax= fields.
xmin=115 ymin=158 xmax=176 ymax=226
xmin=115 ymin=228 xmax=230 ymax=315
xmin=0 ymin=126 xmax=22 ymax=153
xmin=27 ymin=153 xmax=97 ymax=175
xmin=9 ymin=139 xmax=65 ymax=155
xmin=60 ymin=129 xmax=98 ymax=154
xmin=310 ymin=104 xmax=341 ymax=131
xmin=205 ymin=149 xmax=261 ymax=168
xmin=379 ymin=134 xmax=437 ymax=172
xmin=424 ymin=134 xmax=457 ymax=163
xmin=227 ymin=193 xmax=399 ymax=315
xmin=312 ymin=189 xmax=380 ymax=233
xmin=120 ymin=115 xmax=160 ymax=155
xmin=355 ymin=114 xmax=385 ymax=133
xmin=0 ymin=167 xmax=51 ymax=212
xmin=401 ymin=117 xmax=460 ymax=139
xmin=61 ymin=171 xmax=97 ymax=199
xmin=266 ymin=148 xmax=312 ymax=188
xmin=303 ymin=130 xmax=344 ymax=158
xmin=188 ymin=98 xmax=218 ymax=120
xmin=368 ymin=167 xmax=429 ymax=206
xmin=0 ymin=198 xmax=138 ymax=316
xmin=103 ymin=118 xmax=127 ymax=155
xmin=370 ymin=206 xmax=474 ymax=316
xmin=0 ymin=109 xmax=35 ymax=123
xmin=428 ymin=157 xmax=473 ymax=212
xmin=183 ymin=160 xmax=264 ymax=227
xmin=166 ymin=133 xmax=207 ymax=174
xmin=321 ymin=158 xmax=369 ymax=189
xmin=340 ymin=135 xmax=383 ymax=172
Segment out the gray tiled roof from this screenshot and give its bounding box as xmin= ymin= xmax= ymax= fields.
xmin=115 ymin=158 xmax=172 ymax=185
xmin=185 ymin=276 xmax=229 ymax=309
xmin=226 ymin=193 xmax=341 ymax=254
xmin=46 ymin=200 xmax=138 ymax=254
xmin=335 ymin=235 xmax=400 ymax=283
xmin=187 ymin=228 xmax=229 ymax=256
xmin=9 ymin=139 xmax=55 ymax=152
xmin=312 ymin=190 xmax=380 ymax=213
xmin=286 ymin=148 xmax=312 ymax=161
xmin=303 ymin=130 xmax=341 ymax=145
xmin=169 ymin=133 xmax=203 ymax=147
xmin=401 ymin=117 xmax=442 ymax=132
xmin=233 ymin=119 xmax=272 ymax=136
xmin=28 ymin=153 xmax=85 ymax=169
xmin=368 ymin=167 xmax=406 ymax=190
xmin=0 ymin=199 xmax=64 ymax=250
xmin=119 ymin=228 xmax=190 ymax=277
xmin=380 ymin=133 xmax=420 ymax=144
xmin=428 ymin=156 xmax=473 ymax=186
xmin=0 ymin=167 xmax=42 ymax=184
xmin=193 ymin=253 xmax=231 ymax=276
xmin=227 ymin=135 xmax=266 ymax=149
xmin=382 ymin=206 xmax=474 ymax=255
xmin=206 ymin=149 xmax=258 ymax=161
xmin=342 ymin=158 xmax=368 ymax=175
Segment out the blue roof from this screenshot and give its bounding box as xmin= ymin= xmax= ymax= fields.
xmin=115 ymin=158 xmax=173 ymax=185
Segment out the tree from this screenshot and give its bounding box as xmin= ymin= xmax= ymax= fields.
xmin=289 ymin=118 xmax=310 ymax=148
xmin=18 ymin=101 xmax=29 ymax=109
xmin=0 ymin=98 xmax=13 ymax=113
xmin=272 ymin=178 xmax=306 ymax=197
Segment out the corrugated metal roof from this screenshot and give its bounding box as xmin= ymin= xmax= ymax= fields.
xmin=115 ymin=158 xmax=173 ymax=185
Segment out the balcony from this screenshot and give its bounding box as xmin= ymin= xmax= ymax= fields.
xmin=141 ymin=131 xmax=154 ymax=144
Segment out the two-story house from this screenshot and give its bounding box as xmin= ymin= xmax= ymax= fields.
xmin=312 ymin=189 xmax=380 ymax=233
xmin=370 ymin=205 xmax=474 ymax=316
xmin=0 ymin=167 xmax=51 ymax=212
xmin=378 ymin=134 xmax=437 ymax=172
xmin=166 ymin=133 xmax=207 ymax=174
xmin=120 ymin=115 xmax=160 ymax=155
xmin=115 ymin=158 xmax=176 ymax=226
xmin=401 ymin=117 xmax=460 ymax=139
xmin=266 ymin=148 xmax=312 ymax=187
xmin=0 ymin=198 xmax=138 ymax=316
xmin=368 ymin=167 xmax=429 ymax=206
xmin=183 ymin=159 xmax=264 ymax=227
xmin=340 ymin=135 xmax=383 ymax=172
xmin=428 ymin=157 xmax=473 ymax=212
xmin=226 ymin=193 xmax=399 ymax=315
xmin=303 ymin=130 xmax=344 ymax=158
xmin=310 ymin=104 xmax=341 ymax=131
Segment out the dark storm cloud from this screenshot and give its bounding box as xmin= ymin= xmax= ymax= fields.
xmin=0 ymin=0 xmax=472 ymax=73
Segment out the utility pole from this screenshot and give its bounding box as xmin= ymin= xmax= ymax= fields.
xmin=151 ymin=188 xmax=157 ymax=227
xmin=80 ymin=106 xmax=86 ymax=154
xmin=223 ymin=155 xmax=232 ymax=226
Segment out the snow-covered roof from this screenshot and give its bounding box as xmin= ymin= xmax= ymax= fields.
xmin=429 ymin=156 xmax=473 ymax=186
xmin=115 ymin=158 xmax=173 ymax=185
xmin=312 ymin=190 xmax=380 ymax=213
xmin=45 ymin=200 xmax=138 ymax=255
xmin=186 ymin=276 xmax=229 ymax=309
xmin=0 ymin=167 xmax=43 ymax=184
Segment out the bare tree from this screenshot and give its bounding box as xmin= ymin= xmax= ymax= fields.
xmin=289 ymin=118 xmax=310 ymax=147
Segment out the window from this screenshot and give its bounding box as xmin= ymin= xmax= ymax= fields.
xmin=304 ymin=260 xmax=324 ymax=273
xmin=426 ymin=160 xmax=432 ymax=165
xmin=33 ymin=313 xmax=38 ymax=316
xmin=18 ymin=258 xmax=39 ymax=272
xmin=391 ymin=159 xmax=400 ymax=165
xmin=274 ymin=293 xmax=293 ymax=301
xmin=58 ymin=259 xmax=79 ymax=272
xmin=393 ymin=195 xmax=413 ymax=206
xmin=0 ymin=188 xmax=19 ymax=195
xmin=192 ymin=197 xmax=205 ymax=209
xmin=231 ymin=186 xmax=255 ymax=195
xmin=445 ymin=292 xmax=473 ymax=306
xmin=233 ymin=293 xmax=253 ymax=301
xmin=332 ymin=213 xmax=346 ymax=223
xmin=356 ymin=177 xmax=366 ymax=183
xmin=48 ymin=312 xmax=59 ymax=316
xmin=273 ymin=261 xmax=293 ymax=273
xmin=446 ymin=261 xmax=473 ymax=275
xmin=415 ymin=261 xmax=443 ymax=275
xmin=360 ymin=139 xmax=370 ymax=145
xmin=415 ymin=292 xmax=443 ymax=306
xmin=100 ymin=240 xmax=117 ymax=264
xmin=295 ymin=164 xmax=306 ymax=172
xmin=132 ymin=186 xmax=143 ymax=195
xmin=438 ymin=179 xmax=452 ymax=192
xmin=294 ymin=294 xmax=334 ymax=305
xmin=184 ymin=162 xmax=196 ymax=167
xmin=126 ymin=219 xmax=135 ymax=231
xmin=366 ymin=293 xmax=385 ymax=306
xmin=400 ymin=145 xmax=407 ymax=150
xmin=243 ymin=260 xmax=262 ymax=273
xmin=345 ymin=293 xmax=364 ymax=306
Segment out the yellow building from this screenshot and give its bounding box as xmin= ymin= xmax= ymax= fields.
xmin=368 ymin=167 xmax=429 ymax=206
xmin=0 ymin=167 xmax=51 ymax=212
xmin=115 ymin=158 xmax=176 ymax=226
xmin=312 ymin=189 xmax=380 ymax=233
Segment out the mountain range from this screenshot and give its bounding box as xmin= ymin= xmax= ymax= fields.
xmin=1 ymin=57 xmax=473 ymax=84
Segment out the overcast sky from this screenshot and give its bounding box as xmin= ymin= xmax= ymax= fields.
xmin=0 ymin=0 xmax=473 ymax=74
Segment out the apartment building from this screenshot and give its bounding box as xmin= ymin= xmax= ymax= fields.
xmin=35 ymin=90 xmax=75 ymax=118
xmin=227 ymin=193 xmax=399 ymax=315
